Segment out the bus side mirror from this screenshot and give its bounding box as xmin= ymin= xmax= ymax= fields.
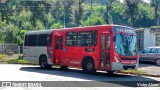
xmin=113 ymin=36 xmax=116 ymax=42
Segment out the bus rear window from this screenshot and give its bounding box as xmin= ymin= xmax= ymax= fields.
xmin=24 ymin=35 xmax=28 ymax=46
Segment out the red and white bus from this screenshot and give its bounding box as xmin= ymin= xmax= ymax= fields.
xmin=23 ymin=25 xmax=138 ymax=73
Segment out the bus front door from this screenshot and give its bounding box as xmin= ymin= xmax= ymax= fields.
xmin=100 ymin=34 xmax=111 ymax=70
xmin=55 ymin=36 xmax=63 ymax=65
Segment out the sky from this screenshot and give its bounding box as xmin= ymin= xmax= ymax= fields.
xmin=120 ymin=0 xmax=150 ymax=3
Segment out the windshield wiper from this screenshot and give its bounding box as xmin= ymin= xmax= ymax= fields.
xmin=128 ymin=34 xmax=133 ymax=46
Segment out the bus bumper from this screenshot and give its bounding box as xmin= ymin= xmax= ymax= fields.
xmin=111 ymin=62 xmax=139 ymax=71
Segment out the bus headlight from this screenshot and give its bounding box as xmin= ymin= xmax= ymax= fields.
xmin=114 ymin=56 xmax=120 ymax=63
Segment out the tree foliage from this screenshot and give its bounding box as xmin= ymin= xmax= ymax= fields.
xmin=0 ymin=0 xmax=158 ymax=45
xmin=124 ymin=0 xmax=142 ymax=27
xmin=150 ymin=0 xmax=160 ymax=25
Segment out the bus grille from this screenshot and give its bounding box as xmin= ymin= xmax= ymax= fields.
xmin=123 ymin=65 xmax=136 ymax=70
xmin=121 ymin=58 xmax=137 ymax=60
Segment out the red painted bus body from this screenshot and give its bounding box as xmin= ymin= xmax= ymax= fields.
xmin=50 ymin=25 xmax=138 ymax=71
xmin=24 ymin=25 xmax=138 ymax=72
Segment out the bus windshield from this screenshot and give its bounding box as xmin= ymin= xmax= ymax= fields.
xmin=114 ymin=33 xmax=137 ymax=56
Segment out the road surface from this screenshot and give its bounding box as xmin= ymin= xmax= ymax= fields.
xmin=0 ymin=64 xmax=159 ymax=90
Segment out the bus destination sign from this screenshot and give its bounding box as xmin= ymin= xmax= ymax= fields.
xmin=114 ymin=27 xmax=136 ymax=34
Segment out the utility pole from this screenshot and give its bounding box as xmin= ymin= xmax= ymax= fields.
xmin=91 ymin=0 xmax=93 ymax=14
xmin=62 ymin=0 xmax=66 ymax=28
xmin=78 ymin=0 xmax=81 ymax=26
xmin=63 ymin=4 xmax=66 ymax=28
xmin=16 ymin=3 xmax=20 ymax=45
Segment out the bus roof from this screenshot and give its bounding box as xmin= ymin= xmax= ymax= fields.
xmin=25 ymin=24 xmax=134 ymax=34
xmin=53 ymin=24 xmax=134 ymax=31
xmin=25 ymin=29 xmax=52 ymax=35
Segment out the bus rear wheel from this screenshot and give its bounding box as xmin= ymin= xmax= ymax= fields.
xmin=82 ymin=59 xmax=96 ymax=73
xmin=39 ymin=56 xmax=52 ymax=69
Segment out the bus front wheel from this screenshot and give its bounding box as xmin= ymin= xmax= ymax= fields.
xmin=82 ymin=59 xmax=96 ymax=73
xmin=39 ymin=56 xmax=52 ymax=69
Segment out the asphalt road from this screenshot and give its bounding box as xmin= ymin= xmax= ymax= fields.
xmin=0 ymin=64 xmax=159 ymax=89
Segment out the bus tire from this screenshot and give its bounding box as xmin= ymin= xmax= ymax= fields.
xmin=39 ymin=56 xmax=52 ymax=69
xmin=82 ymin=59 xmax=96 ymax=73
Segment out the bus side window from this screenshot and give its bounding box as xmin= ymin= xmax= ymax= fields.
xmin=77 ymin=31 xmax=92 ymax=46
xmin=28 ymin=35 xmax=38 ymax=46
xmin=93 ymin=31 xmax=98 ymax=46
xmin=38 ymin=34 xmax=50 ymax=46
xmin=65 ymin=32 xmax=76 ymax=46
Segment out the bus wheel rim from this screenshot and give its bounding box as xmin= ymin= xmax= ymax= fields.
xmin=41 ymin=59 xmax=46 ymax=67
xmin=86 ymin=63 xmax=92 ymax=70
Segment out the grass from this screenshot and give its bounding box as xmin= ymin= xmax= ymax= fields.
xmin=0 ymin=54 xmax=8 ymax=60
xmin=118 ymin=70 xmax=148 ymax=74
xmin=6 ymin=59 xmax=30 ymax=64
xmin=4 ymin=58 xmax=36 ymax=65
xmin=0 ymin=54 xmax=34 ymax=65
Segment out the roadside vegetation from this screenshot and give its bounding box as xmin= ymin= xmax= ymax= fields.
xmin=5 ymin=59 xmax=31 ymax=64
xmin=118 ymin=70 xmax=147 ymax=74
xmin=118 ymin=70 xmax=160 ymax=77
xmin=0 ymin=54 xmax=35 ymax=65
xmin=0 ymin=0 xmax=159 ymax=45
xmin=0 ymin=54 xmax=8 ymax=63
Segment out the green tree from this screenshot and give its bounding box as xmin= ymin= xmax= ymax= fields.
xmin=72 ymin=0 xmax=85 ymax=26
xmin=135 ymin=2 xmax=154 ymax=27
xmin=150 ymin=0 xmax=160 ymax=26
xmin=1 ymin=0 xmax=19 ymax=23
xmin=20 ymin=1 xmax=51 ymax=28
xmin=17 ymin=30 xmax=27 ymax=45
xmin=18 ymin=9 xmax=34 ymax=30
xmin=105 ymin=0 xmax=117 ymax=24
xmin=110 ymin=2 xmax=130 ymax=25
xmin=124 ymin=0 xmax=142 ymax=27
xmin=81 ymin=14 xmax=106 ymax=26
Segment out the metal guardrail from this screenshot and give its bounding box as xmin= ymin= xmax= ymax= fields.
xmin=0 ymin=43 xmax=22 ymax=54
